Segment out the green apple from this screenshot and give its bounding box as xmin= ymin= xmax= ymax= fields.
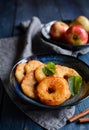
xmin=50 ymin=21 xmax=69 ymax=40
xmin=64 ymin=25 xmax=88 ymax=45
xmin=70 ymin=16 xmax=89 ymax=33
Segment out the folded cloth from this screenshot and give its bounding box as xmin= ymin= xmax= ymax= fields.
xmin=0 ymin=17 xmax=77 ymax=130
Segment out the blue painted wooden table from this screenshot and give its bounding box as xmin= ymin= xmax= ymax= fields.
xmin=0 ymin=0 xmax=89 ymax=130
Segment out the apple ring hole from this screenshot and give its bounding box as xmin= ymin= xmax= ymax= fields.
xmin=64 ymin=75 xmax=69 ymax=80
xmin=48 ymin=87 xmax=55 ymax=94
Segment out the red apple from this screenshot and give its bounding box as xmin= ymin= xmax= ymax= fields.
xmin=64 ymin=25 xmax=88 ymax=45
xmin=70 ymin=16 xmax=89 ymax=33
xmin=50 ymin=21 xmax=69 ymax=40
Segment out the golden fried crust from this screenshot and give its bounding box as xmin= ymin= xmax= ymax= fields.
xmin=36 ymin=76 xmax=71 ymax=106
xmin=15 ymin=63 xmax=26 ymax=83
xmin=25 ymin=60 xmax=43 ymax=74
xmin=35 ymin=65 xmax=65 ymax=82
xmin=21 ymin=71 xmax=37 ymax=99
xmin=56 ymin=65 xmax=80 ymax=79
xmin=35 ymin=64 xmax=46 ymax=82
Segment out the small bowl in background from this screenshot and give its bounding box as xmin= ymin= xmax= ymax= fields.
xmin=41 ymin=21 xmax=89 ymax=51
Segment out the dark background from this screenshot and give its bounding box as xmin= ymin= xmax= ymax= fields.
xmin=0 ymin=0 xmax=89 ymax=38
xmin=0 ymin=0 xmax=89 ymax=130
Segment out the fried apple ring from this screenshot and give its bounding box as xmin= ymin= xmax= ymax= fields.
xmin=15 ymin=63 xmax=26 ymax=83
xmin=25 ymin=60 xmax=43 ymax=73
xmin=35 ymin=64 xmax=63 ymax=82
xmin=35 ymin=64 xmax=46 ymax=82
xmin=21 ymin=71 xmax=37 ymax=99
xmin=56 ymin=65 xmax=80 ymax=79
xmin=36 ymin=76 xmax=71 ymax=106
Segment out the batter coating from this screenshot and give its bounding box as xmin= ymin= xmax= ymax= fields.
xmin=25 ymin=60 xmax=43 ymax=73
xmin=35 ymin=64 xmax=46 ymax=82
xmin=56 ymin=65 xmax=80 ymax=79
xmin=21 ymin=71 xmax=37 ymax=99
xmin=35 ymin=64 xmax=80 ymax=82
xmin=35 ymin=64 xmax=64 ymax=82
xmin=36 ymin=77 xmax=71 ymax=106
xmin=15 ymin=63 xmax=26 ymax=83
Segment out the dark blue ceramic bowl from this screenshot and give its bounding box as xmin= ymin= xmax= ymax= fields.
xmin=41 ymin=21 xmax=89 ymax=51
xmin=10 ymin=54 xmax=89 ymax=109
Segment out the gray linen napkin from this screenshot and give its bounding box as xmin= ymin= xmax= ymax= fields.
xmin=0 ymin=16 xmax=79 ymax=130
xmin=0 ymin=36 xmax=75 ymax=130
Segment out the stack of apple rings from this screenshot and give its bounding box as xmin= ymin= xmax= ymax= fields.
xmin=15 ymin=59 xmax=80 ymax=106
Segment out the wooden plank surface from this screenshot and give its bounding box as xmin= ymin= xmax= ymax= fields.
xmin=0 ymin=0 xmax=89 ymax=130
xmin=0 ymin=0 xmax=16 ymax=38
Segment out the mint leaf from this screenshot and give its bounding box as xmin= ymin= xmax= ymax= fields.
xmin=68 ymin=76 xmax=82 ymax=96
xmin=74 ymin=76 xmax=82 ymax=94
xmin=68 ymin=76 xmax=75 ymax=96
xmin=42 ymin=62 xmax=56 ymax=76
